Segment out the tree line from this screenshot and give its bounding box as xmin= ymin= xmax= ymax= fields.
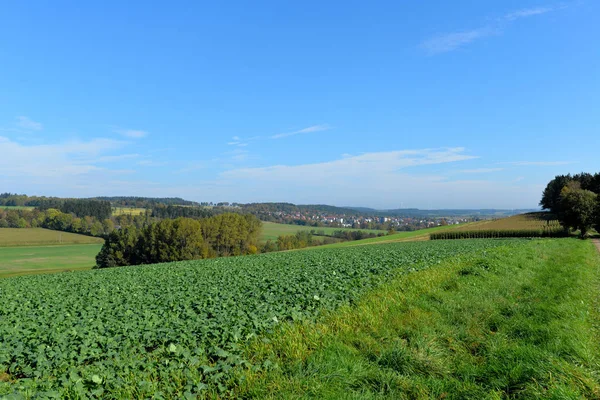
xmin=0 ymin=207 xmax=151 ymax=236
xmin=540 ymin=172 xmax=600 ymax=237
xmin=151 ymin=204 xmax=214 ymax=219
xmin=95 ymin=213 xmax=261 ymax=268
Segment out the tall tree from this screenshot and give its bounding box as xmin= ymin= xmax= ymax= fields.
xmin=540 ymin=174 xmax=572 ymax=213
xmin=558 ymin=184 xmax=597 ymax=238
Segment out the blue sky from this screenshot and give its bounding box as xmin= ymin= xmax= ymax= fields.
xmin=1 ymin=1 xmax=598 ymax=209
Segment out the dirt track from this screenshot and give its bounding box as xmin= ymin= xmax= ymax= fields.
xmin=593 ymin=239 xmax=600 ymax=253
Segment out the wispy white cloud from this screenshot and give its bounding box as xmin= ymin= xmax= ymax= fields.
xmin=421 ymin=28 xmax=496 ymax=54
xmin=501 ymin=160 xmax=575 ymax=166
xmin=228 ymin=124 xmax=332 ymax=147
xmin=115 ymin=128 xmax=148 ymax=138
xmin=137 ymin=160 xmax=168 ymax=167
xmin=457 ymin=167 xmax=504 ymax=174
xmin=205 ymin=148 xmax=542 ymax=208
xmin=16 ymin=116 xmax=43 ymax=131
xmin=271 ymin=124 xmax=332 ymax=139
xmin=221 ymin=147 xmax=477 ymax=182
xmin=0 ymin=136 xmax=126 ymax=178
xmin=97 ymin=153 xmax=140 ymax=163
xmin=503 ymin=6 xmax=556 ymax=22
xmin=422 ymin=4 xmax=564 ymax=54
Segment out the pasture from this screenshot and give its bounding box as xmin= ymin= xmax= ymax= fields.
xmin=0 ymin=206 xmax=35 ymax=211
xmin=0 ymin=244 xmax=102 ymax=278
xmin=0 ymin=228 xmax=104 ymax=247
xmin=260 ymin=221 xmax=385 ymax=242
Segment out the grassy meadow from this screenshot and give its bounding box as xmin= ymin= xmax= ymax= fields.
xmin=0 ymin=206 xmax=35 ymax=211
xmin=0 ymin=228 xmax=104 ymax=247
xmin=237 ymin=239 xmax=600 ymax=399
xmin=0 ymin=228 xmax=103 ymax=278
xmin=259 ymin=222 xmax=386 ymax=242
xmin=0 ymin=244 xmax=102 ymax=278
xmin=111 ymin=207 xmax=147 ymax=216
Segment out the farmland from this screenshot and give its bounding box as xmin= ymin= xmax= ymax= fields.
xmin=430 ymin=212 xmax=565 ymax=239
xmin=0 ymin=239 xmax=513 ymax=397
xmin=111 ymin=207 xmax=146 ymax=216
xmin=0 ymin=206 xmax=34 ymax=211
xmin=0 ymin=228 xmax=104 ymax=247
xmin=259 ymin=222 xmax=386 ymax=242
xmin=0 ymin=244 xmax=102 ymax=278
xmin=317 ymin=223 xmax=467 ymax=249
xmin=0 ymin=229 xmax=103 ymax=278
xmin=237 ymin=239 xmax=600 ymax=399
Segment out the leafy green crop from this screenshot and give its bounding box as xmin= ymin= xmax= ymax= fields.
xmin=0 ymin=239 xmax=521 ymax=397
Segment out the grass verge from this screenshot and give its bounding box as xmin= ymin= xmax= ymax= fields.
xmin=236 ymin=239 xmax=600 ymax=399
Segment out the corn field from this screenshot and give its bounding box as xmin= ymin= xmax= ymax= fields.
xmin=431 ymin=212 xmax=566 ymax=240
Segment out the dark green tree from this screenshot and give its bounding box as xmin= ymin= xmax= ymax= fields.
xmin=558 ymin=184 xmax=597 ymax=238
xmin=540 ymin=174 xmax=572 ymax=213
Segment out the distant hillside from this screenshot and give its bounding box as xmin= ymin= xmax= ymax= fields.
xmin=380 ymin=208 xmax=539 ymax=218
xmin=0 ymin=193 xmax=199 ymax=208
xmin=92 ymin=196 xmax=199 ymax=208
xmin=241 ymin=203 xmax=362 ymax=216
xmin=344 ymin=206 xmax=377 ymax=213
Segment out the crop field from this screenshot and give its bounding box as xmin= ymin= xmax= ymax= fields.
xmin=0 ymin=228 xmax=104 ymax=247
xmin=237 ymin=239 xmax=600 ymax=398
xmin=317 ymin=223 xmax=466 ymax=248
xmin=259 ymin=222 xmax=385 ymax=242
xmin=111 ymin=207 xmax=146 ymax=216
xmin=430 ymin=213 xmax=564 ymax=240
xmin=0 ymin=244 xmax=102 ymax=278
xmin=0 ymin=239 xmax=512 ymax=397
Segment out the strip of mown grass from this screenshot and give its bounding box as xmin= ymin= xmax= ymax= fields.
xmin=236 ymin=239 xmax=600 ymax=399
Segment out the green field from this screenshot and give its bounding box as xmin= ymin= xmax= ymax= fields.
xmin=112 ymin=207 xmax=146 ymax=216
xmin=0 ymin=228 xmax=104 ymax=247
xmin=260 ymin=222 xmax=386 ymax=242
xmin=0 ymin=239 xmax=511 ymax=397
xmin=238 ymin=239 xmax=600 ymax=399
xmin=315 ymin=223 xmax=465 ymax=248
xmin=0 ymin=206 xmax=35 ymax=211
xmin=0 ymin=244 xmax=102 ymax=278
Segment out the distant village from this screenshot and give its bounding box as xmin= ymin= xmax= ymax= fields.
xmin=249 ymin=209 xmax=472 ymax=231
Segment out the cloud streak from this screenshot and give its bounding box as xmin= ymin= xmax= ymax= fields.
xmin=207 ymin=148 xmax=543 ymax=209
xmin=501 ymin=160 xmax=575 ymax=166
xmin=16 ymin=116 xmax=43 ymax=131
xmin=221 ymin=147 xmax=477 ymax=182
xmin=271 ymin=124 xmax=332 ymax=139
xmin=457 ymin=167 xmax=504 ymax=174
xmin=0 ymin=136 xmax=127 ymax=179
xmin=422 ymin=4 xmax=562 ymax=54
xmin=227 ymin=124 xmax=332 ymax=147
xmin=115 ymin=128 xmax=148 ymax=138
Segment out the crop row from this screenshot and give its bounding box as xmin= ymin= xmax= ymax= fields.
xmin=0 ymin=239 xmax=521 ymax=397
xmin=430 ymin=228 xmax=567 ymax=240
